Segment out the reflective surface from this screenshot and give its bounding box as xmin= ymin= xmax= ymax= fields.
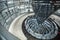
xmin=24 ymin=16 xmax=58 ymax=39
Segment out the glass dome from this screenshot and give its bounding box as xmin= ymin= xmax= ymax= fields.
xmin=0 ymin=0 xmax=60 ymax=40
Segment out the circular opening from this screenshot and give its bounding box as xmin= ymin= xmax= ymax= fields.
xmin=23 ymin=16 xmax=58 ymax=39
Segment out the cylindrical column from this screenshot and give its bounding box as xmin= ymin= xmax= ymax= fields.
xmin=32 ymin=0 xmax=54 ymax=24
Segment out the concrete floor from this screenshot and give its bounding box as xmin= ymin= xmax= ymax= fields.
xmin=9 ymin=13 xmax=34 ymax=40
xmin=8 ymin=12 xmax=60 ymax=40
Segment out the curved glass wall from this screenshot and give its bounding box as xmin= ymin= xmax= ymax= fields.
xmin=0 ymin=0 xmax=33 ymax=30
